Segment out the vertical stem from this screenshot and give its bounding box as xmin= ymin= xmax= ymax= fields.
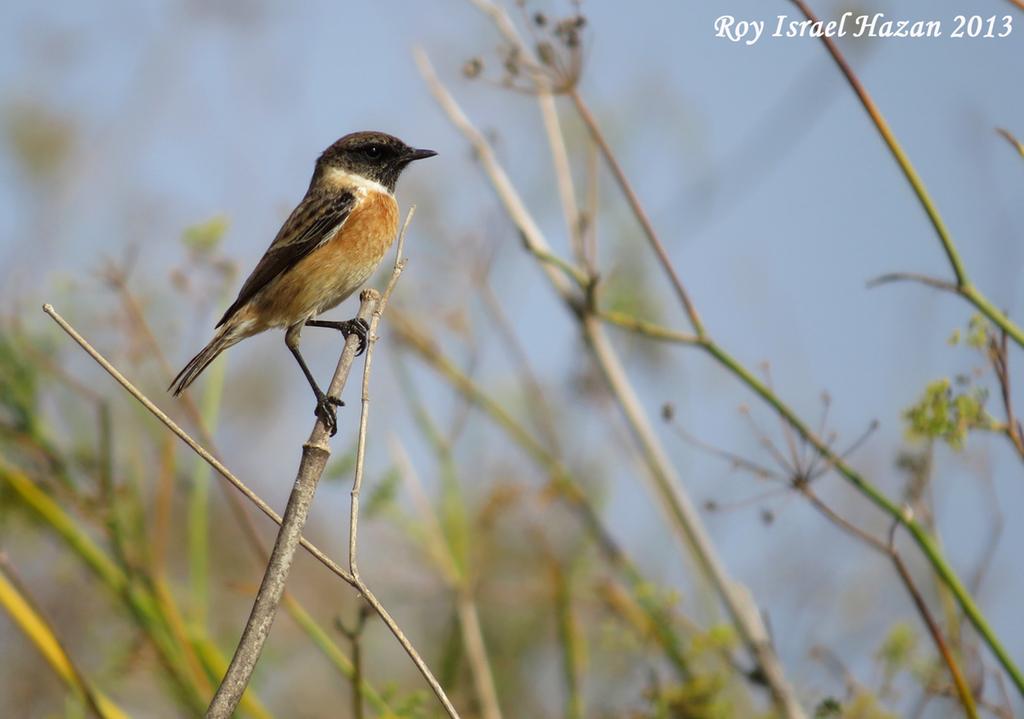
xmin=456 ymin=591 xmax=504 ymax=719
xmin=890 ymin=544 xmax=978 ymax=718
xmin=188 ymin=355 xmax=226 ymax=630
xmin=42 ymin=299 xmax=457 ymax=714
xmin=569 ymin=90 xmax=706 ymax=336
xmin=582 ymin=317 xmax=802 ymax=717
xmin=788 ymin=0 xmax=967 ymax=287
xmin=702 ymin=338 xmax=1024 ymax=698
xmin=552 ymin=562 xmax=584 ymax=719
xmin=416 ymin=51 xmax=804 ymax=717
xmin=537 ymin=92 xmax=584 ymax=264
xmin=206 ymin=295 xmax=377 ymax=718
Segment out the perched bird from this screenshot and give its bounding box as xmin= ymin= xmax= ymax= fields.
xmin=170 ymin=131 xmax=436 ymax=434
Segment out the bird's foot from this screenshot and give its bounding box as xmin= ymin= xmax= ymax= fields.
xmin=340 ymin=318 xmax=370 ymax=356
xmin=306 ymin=318 xmax=370 ymax=356
xmin=314 ymin=392 xmax=344 ymax=436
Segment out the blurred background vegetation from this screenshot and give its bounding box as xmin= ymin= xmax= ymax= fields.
xmin=1 ymin=1 xmax=1023 ymax=717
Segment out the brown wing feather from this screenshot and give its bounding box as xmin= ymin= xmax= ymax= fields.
xmin=216 ymin=189 xmax=356 ymax=327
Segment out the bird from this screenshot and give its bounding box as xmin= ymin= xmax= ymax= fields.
xmin=169 ymin=131 xmax=436 ymax=435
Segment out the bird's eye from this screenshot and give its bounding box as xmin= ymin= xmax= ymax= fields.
xmin=364 ymin=145 xmax=382 ymax=159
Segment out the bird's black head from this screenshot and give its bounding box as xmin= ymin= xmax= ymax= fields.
xmin=315 ymin=131 xmax=436 ymax=193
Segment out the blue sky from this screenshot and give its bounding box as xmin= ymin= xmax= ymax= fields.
xmin=2 ymin=0 xmax=1023 ymax=711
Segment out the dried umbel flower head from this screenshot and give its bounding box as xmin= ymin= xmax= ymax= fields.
xmin=530 ymin=9 xmax=587 ymax=92
xmin=536 ymin=41 xmax=556 ymax=67
xmin=461 ymin=2 xmax=588 ymax=95
xmin=462 ymin=57 xmax=483 ymax=79
xmin=554 ymin=15 xmax=586 ymax=48
xmin=504 ymin=46 xmax=521 ymax=77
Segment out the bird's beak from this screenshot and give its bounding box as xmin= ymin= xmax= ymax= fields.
xmin=406 ymin=148 xmax=438 ymax=161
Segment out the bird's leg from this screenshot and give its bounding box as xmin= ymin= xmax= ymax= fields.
xmin=305 ymin=318 xmax=370 ymax=356
xmin=285 ymin=324 xmax=341 ymax=436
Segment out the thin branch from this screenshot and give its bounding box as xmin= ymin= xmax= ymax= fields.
xmin=989 ymin=328 xmax=1024 ymax=461
xmin=335 ymin=608 xmax=370 ymax=719
xmin=523 ymin=243 xmax=589 ymax=290
xmin=568 ymin=89 xmax=706 ymax=337
xmin=416 ymin=49 xmax=804 ymax=718
xmin=105 ymin=263 xmax=396 ymax=703
xmin=996 ymin=128 xmax=1023 ymax=157
xmin=392 ymin=439 xmax=502 ymax=719
xmin=41 ymin=303 xmax=356 ymax=587
xmin=550 ymin=557 xmax=584 ymax=719
xmin=538 ymin=91 xmax=585 ymax=266
xmin=470 ymin=0 xmax=703 ymax=334
xmin=426 ymin=4 xmax=1024 ymax=702
xmin=455 ymin=595 xmax=503 ymax=719
xmin=205 ymin=290 xmax=378 ymax=718
xmin=670 ymin=423 xmax=781 ymax=483
xmin=867 ymin=273 xmax=961 ymax=293
xmin=783 ymin=485 xmax=979 ymax=717
xmin=791 ymin=0 xmax=1024 ymax=351
xmin=347 ymin=211 xmax=413 ymax=580
xmin=582 ymin=137 xmax=600 ymax=275
xmin=391 ymin=316 xmax=694 ymax=677
xmin=102 ymin=263 xmax=229 ymax=627
xmin=791 ymin=1 xmax=965 ymax=284
xmin=46 ymin=211 xmax=459 ymax=718
xmin=475 ymin=0 xmax=705 ymax=335
xmin=413 ymin=47 xmax=573 ymax=305
xmin=344 ymin=209 xmax=463 ymax=719
xmin=207 ymin=208 xmax=457 ymax=718
xmin=597 ymin=309 xmax=702 ymax=345
xmin=887 ymin=522 xmax=980 ymax=719
xmin=698 ymin=338 xmax=1024 ymax=697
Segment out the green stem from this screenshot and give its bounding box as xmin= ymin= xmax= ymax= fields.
xmin=552 ymin=562 xmax=584 ymax=719
xmin=281 ymin=597 xmax=392 ymax=715
xmin=700 ymin=339 xmax=1024 ymax=696
xmin=1 ymin=458 xmax=208 ymax=712
xmin=395 ymin=317 xmax=695 ymax=677
xmin=962 ymin=284 xmax=1024 ymax=350
xmin=791 ymin=0 xmax=1024 ymax=351
xmin=188 ymin=341 xmax=227 ymax=630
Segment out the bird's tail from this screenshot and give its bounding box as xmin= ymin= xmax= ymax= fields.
xmin=169 ymin=324 xmax=243 ymax=396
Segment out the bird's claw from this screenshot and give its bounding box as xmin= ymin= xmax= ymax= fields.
xmin=342 ymin=318 xmax=370 ymax=357
xmin=315 ymin=394 xmax=344 ymax=436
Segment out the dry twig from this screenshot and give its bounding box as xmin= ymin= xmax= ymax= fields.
xmin=204 ymin=289 xmax=376 ymax=717
xmin=416 ymin=46 xmax=804 ymax=718
xmin=45 ymin=210 xmax=460 ymax=719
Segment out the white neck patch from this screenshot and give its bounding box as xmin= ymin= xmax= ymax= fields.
xmin=323 ymin=167 xmax=391 ymax=197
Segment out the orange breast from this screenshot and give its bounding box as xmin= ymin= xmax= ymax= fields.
xmin=321 ymin=190 xmax=399 ymax=269
xmin=254 ymin=190 xmax=400 ymax=328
